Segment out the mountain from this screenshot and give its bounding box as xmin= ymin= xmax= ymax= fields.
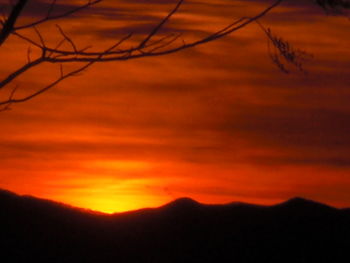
xmin=1 ymin=189 xmax=350 ymax=263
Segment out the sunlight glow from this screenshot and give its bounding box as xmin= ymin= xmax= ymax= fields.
xmin=56 ymin=177 xmax=169 ymax=214
xmin=89 ymin=160 xmax=153 ymax=171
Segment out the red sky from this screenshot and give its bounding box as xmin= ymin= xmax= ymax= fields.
xmin=1 ymin=0 xmax=350 ymax=213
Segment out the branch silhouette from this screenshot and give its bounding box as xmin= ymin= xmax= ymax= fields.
xmin=0 ymin=0 xmax=349 ymax=110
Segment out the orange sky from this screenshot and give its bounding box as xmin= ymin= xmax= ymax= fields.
xmin=1 ymin=0 xmax=350 ymax=213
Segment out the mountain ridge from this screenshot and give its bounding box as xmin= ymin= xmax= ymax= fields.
xmin=0 ymin=188 xmax=346 ymax=215
xmin=1 ymin=188 xmax=350 ymax=263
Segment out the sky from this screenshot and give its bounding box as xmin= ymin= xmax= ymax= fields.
xmin=0 ymin=0 xmax=350 ymax=213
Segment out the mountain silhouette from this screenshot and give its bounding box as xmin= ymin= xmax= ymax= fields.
xmin=1 ymin=189 xmax=349 ymax=263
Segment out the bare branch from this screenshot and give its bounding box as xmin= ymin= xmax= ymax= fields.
xmin=0 ymin=30 xmax=132 ymax=106
xmin=14 ymin=0 xmax=102 ymax=31
xmin=33 ymin=26 xmax=46 ymax=48
xmin=138 ymin=0 xmax=185 ymax=49
xmin=12 ymin=30 xmax=43 ymax=49
xmin=256 ymin=21 xmax=313 ymax=73
xmin=56 ymin=24 xmax=78 ymax=53
xmin=0 ymin=62 xmax=92 ymax=106
xmin=147 ymin=33 xmax=182 ymax=53
xmin=0 ymin=85 xmax=18 ymax=111
xmin=0 ymin=58 xmax=44 ymax=90
xmin=0 ymin=0 xmax=28 ymax=46
xmin=0 ymin=0 xmax=290 ymax=109
xmin=38 ymin=0 xmax=283 ymax=64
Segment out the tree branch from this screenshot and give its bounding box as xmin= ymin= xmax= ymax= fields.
xmin=0 ymin=0 xmax=28 ymax=46
xmin=0 ymin=58 xmax=44 ymax=90
xmin=138 ymin=0 xmax=184 ymax=49
xmin=14 ymin=0 xmax=102 ymax=31
xmin=0 ymin=0 xmax=285 ymax=108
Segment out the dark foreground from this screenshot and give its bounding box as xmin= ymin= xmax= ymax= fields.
xmin=1 ymin=189 xmax=349 ymax=263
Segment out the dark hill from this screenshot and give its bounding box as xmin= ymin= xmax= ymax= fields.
xmin=0 ymin=189 xmax=349 ymax=263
